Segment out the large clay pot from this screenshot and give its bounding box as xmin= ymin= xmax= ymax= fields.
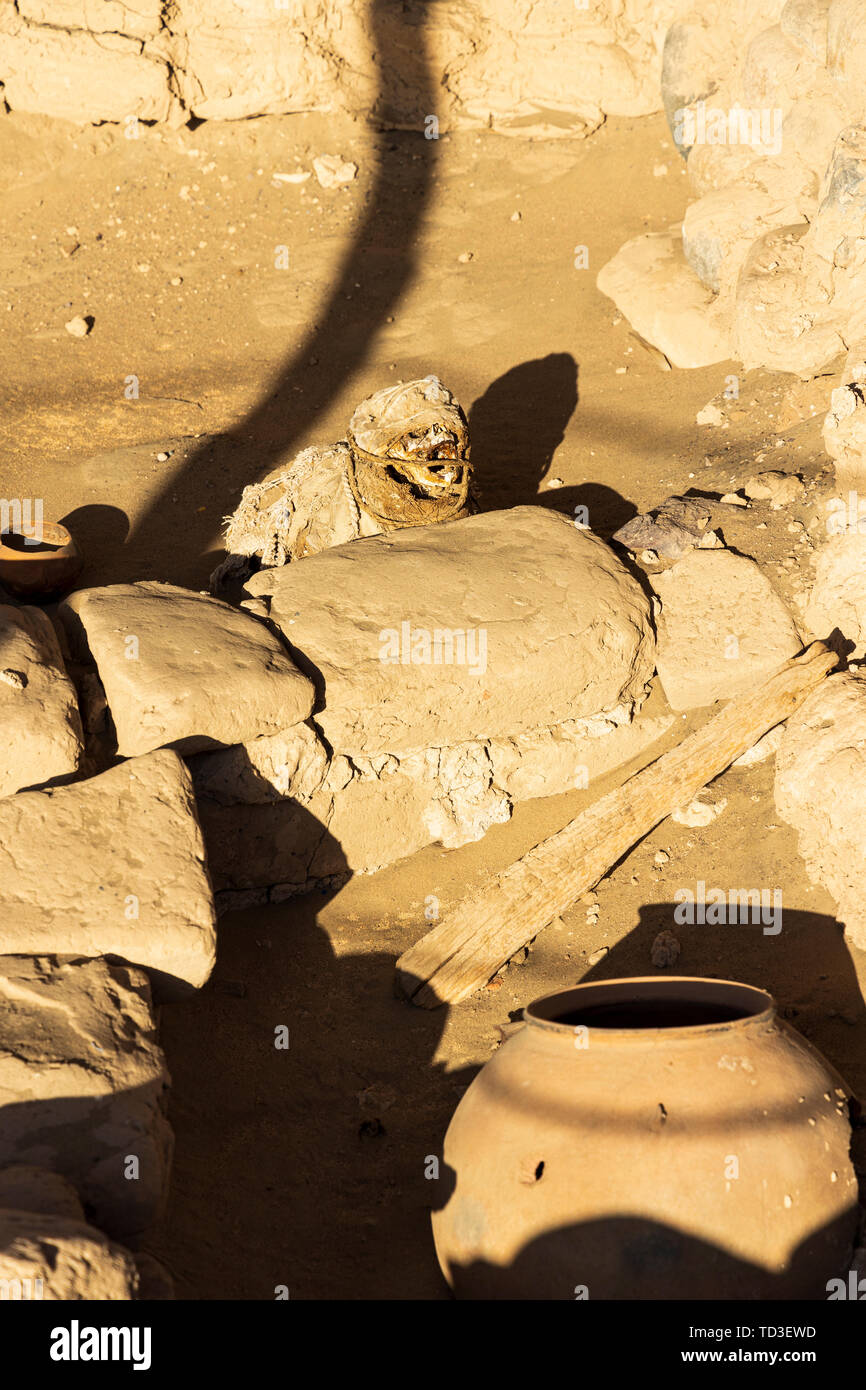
xmin=433 ymin=977 xmax=858 ymax=1300
xmin=0 ymin=522 xmax=82 ymax=599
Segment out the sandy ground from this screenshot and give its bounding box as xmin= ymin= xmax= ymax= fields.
xmin=3 ymin=106 xmax=864 ymax=1299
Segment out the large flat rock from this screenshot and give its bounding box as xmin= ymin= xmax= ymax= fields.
xmin=0 ymin=957 xmax=171 ymax=1240
xmin=0 ymin=605 xmax=84 ymax=799
xmin=245 ymin=507 xmax=655 ymax=757
xmin=653 ymin=549 xmax=801 ymax=710
xmin=0 ymin=749 xmax=216 ymax=997
xmin=60 ymin=581 xmax=315 ymax=758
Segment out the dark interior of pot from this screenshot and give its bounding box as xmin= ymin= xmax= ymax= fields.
xmin=527 ymin=977 xmax=773 ymax=1031
xmin=0 ymin=529 xmax=66 ymax=553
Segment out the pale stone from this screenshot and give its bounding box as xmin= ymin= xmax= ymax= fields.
xmin=0 ymin=749 xmax=216 ymax=998
xmin=0 ymin=0 xmax=794 ymax=134
xmin=485 ymin=713 xmax=676 ymax=801
xmin=596 ymin=230 xmax=734 ymax=369
xmin=733 ymin=223 xmax=847 ymax=376
xmin=0 ymin=956 xmax=171 ymax=1240
xmin=744 ymin=470 xmax=804 ymax=505
xmin=741 ymin=24 xmax=817 ymax=110
xmin=827 ymin=0 xmax=866 ymax=100
xmin=0 ymin=1209 xmax=139 ymax=1300
xmin=0 ymin=605 xmax=83 ymax=799
xmin=312 ymin=154 xmax=357 ymax=189
xmin=804 ymin=529 xmax=866 ymax=653
xmin=823 ymin=346 xmax=866 ymax=488
xmin=671 ymin=795 xmax=727 ymax=826
xmin=781 ymin=0 xmax=833 ymax=63
xmin=781 ymin=80 xmax=851 ymax=177
xmin=653 ymin=550 xmax=801 ymax=710
xmin=696 ymin=402 xmax=725 ymax=426
xmin=167 ymin=0 xmax=363 ymax=121
xmin=246 ymin=507 xmax=655 ymax=758
xmin=19 ymin=0 xmax=164 ymax=40
xmin=0 ymin=7 xmax=174 ymax=123
xmin=732 ymin=126 xmax=866 ymax=376
xmin=805 ymin=124 xmax=866 ymax=263
xmin=732 ymin=724 xmax=784 ymax=765
xmin=60 ymin=581 xmax=314 ymax=758
xmin=682 ymin=174 xmax=816 ymax=295
xmin=775 ymin=671 xmax=866 ymax=949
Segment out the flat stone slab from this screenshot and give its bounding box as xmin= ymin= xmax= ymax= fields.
xmin=60 ymin=581 xmax=315 ymax=757
xmin=0 ymin=749 xmax=216 ymax=997
xmin=653 ymin=549 xmax=801 ymax=710
xmin=0 ymin=956 xmax=171 ymax=1240
xmin=245 ymin=506 xmax=655 ymax=756
xmin=0 ymin=1208 xmax=138 ymax=1300
xmin=0 ymin=605 xmax=83 ymax=799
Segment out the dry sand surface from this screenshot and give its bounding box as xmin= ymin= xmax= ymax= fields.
xmin=4 ymin=106 xmax=864 ymax=1298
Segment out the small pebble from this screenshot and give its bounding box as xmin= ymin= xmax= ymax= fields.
xmin=653 ymin=850 xmax=670 ymax=866
xmin=672 ymin=797 xmax=727 ymax=828
xmin=65 ymin=315 xmax=92 ymax=337
xmin=457 ymin=251 xmax=474 ymax=263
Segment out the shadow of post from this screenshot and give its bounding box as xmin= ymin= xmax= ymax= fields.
xmin=126 ymin=0 xmax=443 ymax=587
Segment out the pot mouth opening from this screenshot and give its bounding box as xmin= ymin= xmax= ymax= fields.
xmin=525 ymin=976 xmax=774 ymax=1035
xmin=0 ymin=524 xmax=69 ymax=554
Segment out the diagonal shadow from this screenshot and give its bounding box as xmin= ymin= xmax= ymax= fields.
xmin=127 ymin=0 xmax=441 ymax=587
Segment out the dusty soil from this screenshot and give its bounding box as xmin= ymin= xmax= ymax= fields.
xmin=4 ymin=105 xmax=864 ymax=1299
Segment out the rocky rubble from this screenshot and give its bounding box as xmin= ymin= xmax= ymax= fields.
xmin=599 ymin=0 xmax=866 ymax=387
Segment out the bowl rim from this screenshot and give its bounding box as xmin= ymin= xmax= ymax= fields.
xmin=524 ymin=975 xmax=775 ymax=1039
xmin=0 ymin=520 xmax=75 ymax=557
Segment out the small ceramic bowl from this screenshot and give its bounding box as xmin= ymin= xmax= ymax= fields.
xmin=0 ymin=522 xmax=83 ymax=599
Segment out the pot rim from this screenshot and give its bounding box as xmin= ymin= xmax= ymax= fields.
xmin=0 ymin=521 xmax=75 ymax=558
xmin=524 ymin=975 xmax=775 ymax=1040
